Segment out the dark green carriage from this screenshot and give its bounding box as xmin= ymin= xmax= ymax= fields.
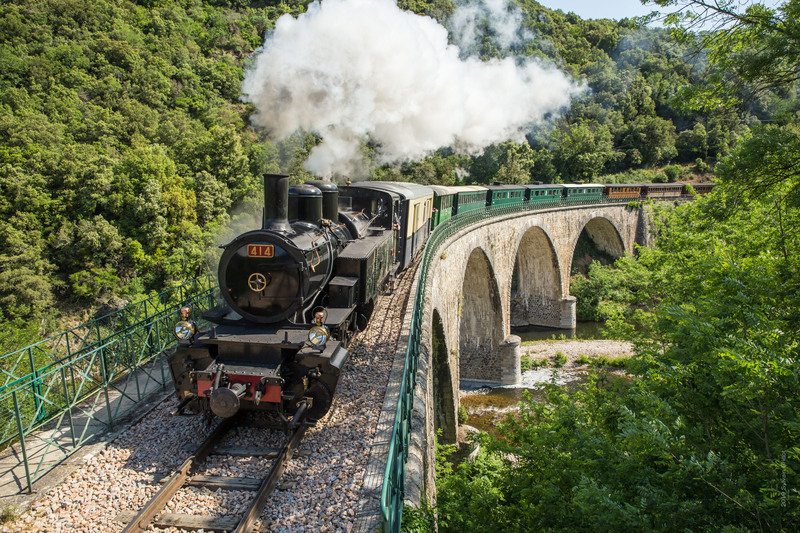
xmin=486 ymin=185 xmax=526 ymax=207
xmin=525 ymin=184 xmax=564 ymax=204
xmin=562 ymin=184 xmax=604 ymax=203
xmin=452 ymin=186 xmax=489 ymax=216
xmin=429 ymin=185 xmax=455 ymax=231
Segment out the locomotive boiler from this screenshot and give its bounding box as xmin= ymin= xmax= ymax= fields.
xmin=168 ymin=174 xmax=395 ymax=425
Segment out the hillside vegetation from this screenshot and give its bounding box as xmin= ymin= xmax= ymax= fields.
xmin=0 ymin=0 xmax=792 ymax=350
xmin=0 ymin=0 xmax=294 ymax=349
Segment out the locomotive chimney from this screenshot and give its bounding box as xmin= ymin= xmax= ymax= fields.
xmin=262 ymin=173 xmax=291 ymax=233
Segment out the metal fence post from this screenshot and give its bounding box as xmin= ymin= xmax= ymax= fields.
xmin=27 ymin=348 xmax=44 ymax=423
xmin=60 ymin=366 xmax=77 ymax=449
xmin=12 ymin=390 xmax=33 ymax=493
xmin=99 ymin=349 xmax=114 ymax=431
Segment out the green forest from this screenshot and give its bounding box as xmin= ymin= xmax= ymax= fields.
xmin=1 ymin=0 xmax=773 ymax=351
xmin=0 ymin=0 xmax=798 ymax=529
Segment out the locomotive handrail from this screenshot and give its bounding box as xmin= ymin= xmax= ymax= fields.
xmin=379 ymin=194 xmax=697 ymax=531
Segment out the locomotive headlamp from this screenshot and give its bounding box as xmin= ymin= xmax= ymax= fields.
xmin=174 ymin=320 xmax=196 ymax=341
xmin=307 ymin=325 xmax=330 ymax=349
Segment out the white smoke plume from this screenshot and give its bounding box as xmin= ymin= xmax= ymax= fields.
xmin=242 ymin=0 xmax=582 ymax=178
xmin=449 ymin=0 xmax=530 ymax=55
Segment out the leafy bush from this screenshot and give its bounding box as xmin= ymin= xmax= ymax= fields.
xmin=694 ymin=157 xmax=712 ymax=174
xmin=663 ymin=164 xmax=687 ymax=182
xmin=457 ymin=405 xmax=469 ymax=425
xmin=0 ymin=506 xmax=16 ymax=524
xmin=552 ymin=351 xmax=567 ymax=367
xmin=0 ymin=0 xmax=312 ymax=333
xmin=521 ymin=356 xmax=549 ymax=371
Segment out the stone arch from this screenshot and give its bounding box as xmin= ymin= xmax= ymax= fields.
xmin=511 ymin=226 xmax=564 ymax=328
xmin=459 ymin=247 xmax=504 ymax=385
xmin=570 ymin=216 xmax=626 ymax=274
xmin=431 ymin=309 xmax=456 ymax=443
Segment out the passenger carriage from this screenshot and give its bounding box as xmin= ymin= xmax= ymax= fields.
xmin=452 ymin=185 xmax=488 ymax=215
xmin=486 ymin=184 xmax=527 ymax=208
xmin=642 ymin=183 xmax=683 ymax=199
xmin=429 ymin=185 xmax=459 ymax=231
xmin=690 ymin=182 xmax=716 ymax=195
xmin=604 ymin=184 xmax=644 ymax=200
xmin=525 ymin=184 xmax=564 ymax=204
xmin=562 ymin=183 xmax=604 ymax=203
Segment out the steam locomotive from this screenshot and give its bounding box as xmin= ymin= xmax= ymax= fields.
xmin=168 ymin=174 xmax=433 ymax=425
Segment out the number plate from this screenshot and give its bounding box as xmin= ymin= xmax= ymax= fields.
xmin=247 ymin=244 xmax=274 ymax=258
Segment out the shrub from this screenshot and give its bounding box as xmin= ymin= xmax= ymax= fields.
xmin=663 ymin=164 xmax=687 ymax=182
xmin=0 ymin=506 xmax=16 ymax=524
xmin=458 ymin=405 xmax=469 ymax=424
xmin=521 ymin=356 xmax=549 ymax=371
xmin=694 ymin=157 xmax=711 ymax=174
xmin=552 ymin=351 xmax=567 ymax=367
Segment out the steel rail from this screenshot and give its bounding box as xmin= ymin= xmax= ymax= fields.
xmin=122 ymin=407 xmax=308 ymax=533
xmin=121 ymin=415 xmax=238 ymax=533
xmin=234 ymin=420 xmax=308 ymax=533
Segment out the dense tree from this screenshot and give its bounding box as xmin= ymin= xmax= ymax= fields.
xmin=676 ymin=121 xmax=708 ymax=161
xmin=0 ymin=0 xmax=789 ymax=351
xmin=551 ymin=121 xmax=621 ymax=180
xmin=429 ymin=175 xmax=800 ymax=533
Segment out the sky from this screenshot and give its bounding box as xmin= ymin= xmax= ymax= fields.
xmin=537 ymin=0 xmax=661 ymax=21
xmin=537 ymin=0 xmax=783 ymax=22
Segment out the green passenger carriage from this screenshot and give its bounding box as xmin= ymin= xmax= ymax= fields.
xmin=525 ymin=184 xmax=564 ymax=204
xmin=452 ymin=185 xmax=489 ymax=216
xmin=562 ymin=183 xmax=604 ymax=203
xmin=428 ymin=185 xmax=456 ymax=230
xmin=486 ymin=185 xmax=527 ymax=207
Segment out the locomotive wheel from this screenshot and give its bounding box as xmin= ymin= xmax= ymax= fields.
xmin=305 ymin=380 xmax=334 ymax=422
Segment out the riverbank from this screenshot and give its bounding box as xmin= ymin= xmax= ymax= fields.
xmin=460 ymin=339 xmax=635 ymax=435
xmin=522 ymin=339 xmax=634 ymax=365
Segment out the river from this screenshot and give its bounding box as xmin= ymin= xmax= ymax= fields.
xmin=459 ymin=323 xmax=632 ymax=436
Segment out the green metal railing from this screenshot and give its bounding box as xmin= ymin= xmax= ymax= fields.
xmin=379 ymin=196 xmax=651 ymax=531
xmin=1 ymin=277 xmax=218 ymax=491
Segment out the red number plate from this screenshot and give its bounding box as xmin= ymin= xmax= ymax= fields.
xmin=247 ymin=244 xmax=274 ymax=258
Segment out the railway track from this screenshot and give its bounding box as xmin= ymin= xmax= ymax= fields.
xmin=118 ymin=403 xmax=310 ymax=532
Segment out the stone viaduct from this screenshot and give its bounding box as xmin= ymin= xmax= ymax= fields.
xmin=404 ymin=203 xmax=650 ymax=502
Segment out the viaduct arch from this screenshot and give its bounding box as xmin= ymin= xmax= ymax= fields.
xmin=421 ymin=204 xmax=646 ymax=443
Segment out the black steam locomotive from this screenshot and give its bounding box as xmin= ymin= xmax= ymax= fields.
xmin=168 ymin=174 xmax=432 ymax=425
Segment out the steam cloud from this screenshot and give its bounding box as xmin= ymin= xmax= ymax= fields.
xmin=449 ymin=0 xmax=530 ymax=55
xmin=242 ymin=0 xmax=581 ymax=178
